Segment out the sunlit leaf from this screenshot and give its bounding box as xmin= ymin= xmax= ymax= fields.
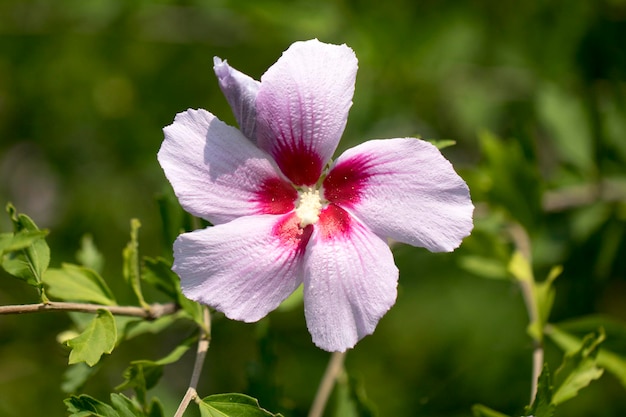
xmin=65 ymin=394 xmax=120 ymax=417
xmin=547 ymin=324 xmax=626 ymax=389
xmin=0 ymin=230 xmax=48 ymax=254
xmin=472 ymin=404 xmax=511 ymax=417
xmin=199 ymin=394 xmax=282 ymax=417
xmin=44 ymin=263 xmax=117 ymax=305
xmin=123 ymin=218 xmax=148 ymax=308
xmin=2 ymin=204 xmax=50 ymax=299
xmin=76 ymin=234 xmax=105 ymax=274
xmin=552 ymin=329 xmax=605 ymax=405
xmin=67 ymin=309 xmax=117 ymax=366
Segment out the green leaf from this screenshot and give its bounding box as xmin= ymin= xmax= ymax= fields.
xmin=199 ymin=394 xmax=282 ymax=417
xmin=142 ymin=256 xmax=204 ymax=327
xmin=116 ymin=335 xmax=196 ymax=404
xmin=67 ymin=309 xmax=117 ymax=366
xmin=121 ymin=311 xmax=183 ymax=341
xmin=147 ymin=398 xmax=164 ymax=417
xmin=472 ymin=404 xmax=511 ymax=417
xmin=43 ymin=263 xmax=117 ymax=305
xmin=123 ymin=219 xmax=148 ymax=308
xmin=110 ymin=393 xmax=144 ymax=417
xmin=0 ymin=230 xmax=48 ymax=254
xmin=2 ymin=204 xmax=50 ymax=299
xmin=524 ymin=364 xmax=555 ymax=417
xmin=65 ymin=394 xmax=120 ymax=417
xmin=141 ymin=256 xmax=179 ymax=300
xmin=552 ymin=329 xmax=605 ymax=405
xmin=76 ymin=234 xmax=105 ymax=274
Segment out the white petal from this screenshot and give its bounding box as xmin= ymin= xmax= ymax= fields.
xmin=303 ymin=204 xmax=398 ymax=352
xmin=158 ymin=109 xmax=296 ymax=224
xmin=324 ymin=138 xmax=474 ymax=252
xmin=213 ymin=57 xmax=260 ymax=141
xmin=174 ymin=214 xmax=313 ymax=322
xmin=256 ymin=39 xmax=357 ymax=185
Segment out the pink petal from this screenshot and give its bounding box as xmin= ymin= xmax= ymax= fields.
xmin=256 ymin=39 xmax=357 ymax=186
xmin=213 ymin=57 xmax=260 ymax=141
xmin=324 ymin=138 xmax=474 ymax=252
xmin=174 ymin=213 xmax=313 ymax=322
xmin=303 ymin=205 xmax=398 ymax=352
xmin=158 ymin=109 xmax=296 ymax=224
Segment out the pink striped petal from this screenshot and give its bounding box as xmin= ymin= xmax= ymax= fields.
xmin=303 ymin=205 xmax=398 ymax=352
xmin=175 ymin=213 xmax=313 ymax=322
xmin=158 ymin=109 xmax=296 ymax=224
xmin=213 ymin=57 xmax=260 ymax=141
xmin=324 ymin=138 xmax=474 ymax=252
xmin=256 ymin=39 xmax=357 ymax=186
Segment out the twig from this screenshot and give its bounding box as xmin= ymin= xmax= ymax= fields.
xmin=174 ymin=306 xmax=211 ymax=417
xmin=0 ymin=301 xmax=178 ymax=319
xmin=308 ymin=351 xmax=347 ymax=417
xmin=508 ymin=222 xmax=543 ymax=404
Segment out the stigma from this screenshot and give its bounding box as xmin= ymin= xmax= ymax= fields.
xmin=295 ymin=186 xmax=324 ymax=227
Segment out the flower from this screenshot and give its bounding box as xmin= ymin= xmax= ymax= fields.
xmin=158 ymin=39 xmax=474 ymax=352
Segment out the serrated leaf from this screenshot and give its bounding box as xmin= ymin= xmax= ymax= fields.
xmin=142 ymin=256 xmax=204 ymax=327
xmin=123 ymin=219 xmax=148 ymax=308
xmin=199 ymin=394 xmax=282 ymax=417
xmin=142 ymin=256 xmax=179 ymax=300
xmin=0 ymin=230 xmax=48 ymax=254
xmin=110 ymin=393 xmax=144 ymax=417
xmin=552 ymin=329 xmax=605 ymax=405
xmin=44 ymin=263 xmax=117 ymax=305
xmin=65 ymin=394 xmax=120 ymax=417
xmin=472 ymin=404 xmax=511 ymax=417
xmin=116 ymin=335 xmax=196 ymax=404
xmin=524 ymin=364 xmax=555 ymax=417
xmin=67 ymin=309 xmax=117 ymax=366
xmin=2 ymin=204 xmax=50 ymax=298
xmin=77 ymin=234 xmax=105 ymax=274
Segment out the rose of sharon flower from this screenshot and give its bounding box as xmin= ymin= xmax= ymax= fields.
xmin=158 ymin=39 xmax=473 ymax=352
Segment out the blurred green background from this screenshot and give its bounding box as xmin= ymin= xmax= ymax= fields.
xmin=1 ymin=0 xmax=626 ymax=416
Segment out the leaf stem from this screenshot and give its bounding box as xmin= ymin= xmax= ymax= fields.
xmin=508 ymin=222 xmax=543 ymax=404
xmin=308 ymin=351 xmax=347 ymax=417
xmin=0 ymin=301 xmax=178 ymax=319
xmin=174 ymin=306 xmax=211 ymax=417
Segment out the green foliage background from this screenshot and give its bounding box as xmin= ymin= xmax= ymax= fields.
xmin=1 ymin=0 xmax=625 ymax=416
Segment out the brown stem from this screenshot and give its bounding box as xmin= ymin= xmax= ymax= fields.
xmin=308 ymin=351 xmax=347 ymax=417
xmin=174 ymin=306 xmax=211 ymax=417
xmin=0 ymin=301 xmax=178 ymax=319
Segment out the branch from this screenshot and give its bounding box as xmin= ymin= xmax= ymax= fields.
xmin=0 ymin=301 xmax=178 ymax=319
xmin=308 ymin=351 xmax=347 ymax=417
xmin=174 ymin=306 xmax=211 ymax=417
